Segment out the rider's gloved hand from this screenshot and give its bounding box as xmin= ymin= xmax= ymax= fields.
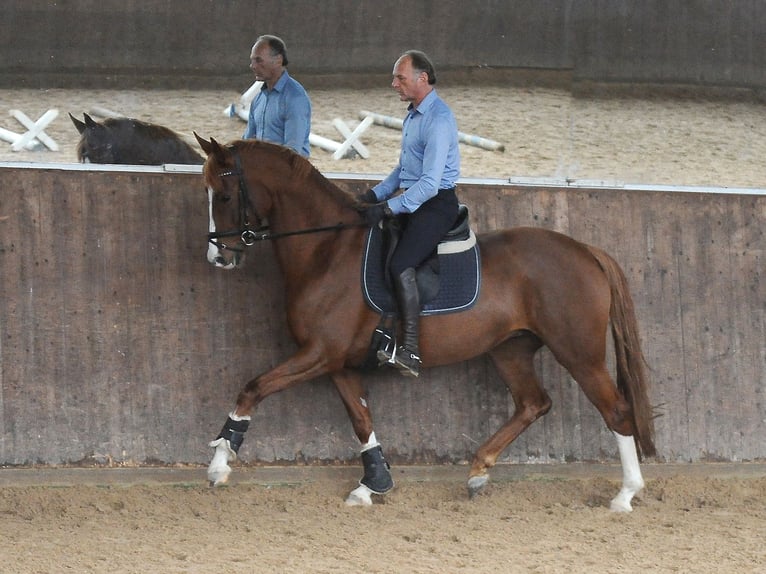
xmin=356 ymin=189 xmax=378 ymax=204
xmin=361 ymin=203 xmax=393 ymax=227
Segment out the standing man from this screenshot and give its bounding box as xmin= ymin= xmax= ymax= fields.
xmin=358 ymin=50 xmax=461 ymax=378
xmin=244 ymin=35 xmax=312 ymax=157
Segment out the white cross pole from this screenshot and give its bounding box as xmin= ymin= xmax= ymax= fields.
xmin=331 ymin=115 xmax=374 ymax=160
xmin=10 ymin=109 xmax=59 ymax=152
xmin=332 ymin=117 xmax=371 ymax=160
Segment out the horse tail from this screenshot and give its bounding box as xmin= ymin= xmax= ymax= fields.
xmin=587 ymin=245 xmax=657 ymax=459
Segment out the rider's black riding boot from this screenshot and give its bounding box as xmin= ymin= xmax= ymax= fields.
xmin=392 ymin=267 xmax=421 ymax=377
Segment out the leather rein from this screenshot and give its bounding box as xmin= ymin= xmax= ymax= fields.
xmin=207 ymin=151 xmax=363 ymax=253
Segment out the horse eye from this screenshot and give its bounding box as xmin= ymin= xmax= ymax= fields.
xmin=219 ymin=194 xmax=231 ymax=203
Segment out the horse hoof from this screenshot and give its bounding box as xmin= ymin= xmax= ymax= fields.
xmin=609 ymin=494 xmax=634 ymax=513
xmin=467 ymin=474 xmax=489 ymax=499
xmin=345 ymin=484 xmax=374 ymax=507
xmin=207 ymin=463 xmax=232 ymax=487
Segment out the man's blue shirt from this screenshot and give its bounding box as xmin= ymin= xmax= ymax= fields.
xmin=244 ymin=70 xmax=312 ymax=157
xmin=372 ymin=90 xmax=460 ymax=214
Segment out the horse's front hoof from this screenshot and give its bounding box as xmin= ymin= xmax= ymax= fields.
xmin=467 ymin=474 xmax=489 ymax=499
xmin=207 ymin=438 xmax=235 ymax=486
xmin=609 ymin=489 xmax=636 ymax=512
xmin=345 ymin=484 xmax=374 ymax=506
xmin=207 ymin=462 xmax=232 ymax=487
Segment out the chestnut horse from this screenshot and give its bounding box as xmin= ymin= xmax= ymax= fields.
xmin=195 ymin=135 xmax=656 ymax=512
xmin=69 ymin=113 xmax=204 ymax=165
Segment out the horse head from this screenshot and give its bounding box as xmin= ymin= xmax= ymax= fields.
xmin=195 ymin=133 xmax=270 ymax=269
xmin=70 ymin=112 xmax=116 ymax=163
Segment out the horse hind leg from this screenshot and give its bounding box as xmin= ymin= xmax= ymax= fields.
xmin=468 ymin=334 xmax=551 ymax=497
xmin=567 ymin=361 xmax=645 ymax=512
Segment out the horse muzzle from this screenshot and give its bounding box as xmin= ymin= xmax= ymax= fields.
xmin=207 ymin=239 xmax=243 ymax=269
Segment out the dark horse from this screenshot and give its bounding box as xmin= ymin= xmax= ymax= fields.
xmin=195 ymin=135 xmax=656 ymax=512
xmin=69 ymin=112 xmax=204 ymax=165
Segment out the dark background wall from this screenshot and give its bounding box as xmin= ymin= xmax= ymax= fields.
xmin=1 ymin=1 xmax=764 ymax=89
xmin=0 ymin=165 xmax=763 ymax=466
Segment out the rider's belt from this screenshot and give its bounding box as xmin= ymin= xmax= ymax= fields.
xmin=401 ymin=187 xmax=456 ymax=194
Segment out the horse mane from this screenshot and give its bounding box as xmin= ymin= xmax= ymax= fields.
xmin=232 ymin=139 xmax=356 ymax=206
xmin=104 ymin=117 xmax=183 ymax=138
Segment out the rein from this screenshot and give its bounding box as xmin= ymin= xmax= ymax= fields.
xmin=207 ymin=150 xmax=363 ymax=253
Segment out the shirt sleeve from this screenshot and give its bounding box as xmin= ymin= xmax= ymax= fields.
xmin=372 ymin=164 xmax=402 ymax=201
xmin=282 ymin=89 xmax=312 ymax=157
xmin=387 ymin=113 xmax=453 ymax=214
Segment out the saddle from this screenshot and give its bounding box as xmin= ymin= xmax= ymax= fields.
xmin=360 ymin=205 xmax=481 ymax=370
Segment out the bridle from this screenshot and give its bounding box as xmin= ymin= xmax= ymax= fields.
xmin=206 ymin=149 xmax=363 ymax=254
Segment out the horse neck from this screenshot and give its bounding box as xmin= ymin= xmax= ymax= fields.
xmin=263 ymin=174 xmax=359 ymax=277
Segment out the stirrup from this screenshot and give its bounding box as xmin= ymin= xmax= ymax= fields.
xmin=393 ymin=346 xmax=421 ymax=377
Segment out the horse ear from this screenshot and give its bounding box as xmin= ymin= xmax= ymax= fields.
xmin=69 ymin=112 xmax=86 ymax=134
xmin=83 ymin=113 xmax=99 ymax=128
xmin=194 ymin=132 xmax=213 ymax=155
xmin=194 ymin=133 xmax=228 ymax=163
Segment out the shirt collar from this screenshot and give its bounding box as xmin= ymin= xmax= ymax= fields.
xmin=407 ymin=89 xmax=438 ymax=116
xmin=262 ymin=69 xmax=290 ymax=92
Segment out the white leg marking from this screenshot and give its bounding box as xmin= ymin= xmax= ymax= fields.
xmin=206 ymin=187 xmax=221 ymax=265
xmin=360 ymin=431 xmax=379 ymax=452
xmin=610 ymin=431 xmax=645 ymax=512
xmin=207 ymin=437 xmax=236 ymax=486
xmin=345 ymin=484 xmax=374 ymax=506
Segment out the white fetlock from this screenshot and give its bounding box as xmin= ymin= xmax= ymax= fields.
xmin=610 ymin=488 xmax=635 ymax=512
xmin=345 ymin=484 xmax=374 ymax=507
xmin=611 ymin=431 xmax=645 ymax=512
xmin=207 ymin=437 xmax=236 ymax=486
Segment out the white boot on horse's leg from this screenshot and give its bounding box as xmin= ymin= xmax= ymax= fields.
xmin=610 ymin=431 xmax=645 ymax=512
xmin=207 ymin=437 xmax=236 ymax=486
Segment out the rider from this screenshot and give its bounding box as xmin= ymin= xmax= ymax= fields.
xmin=358 ymin=50 xmax=461 ymax=377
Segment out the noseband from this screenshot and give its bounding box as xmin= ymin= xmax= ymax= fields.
xmin=207 ymin=149 xmax=363 ymax=253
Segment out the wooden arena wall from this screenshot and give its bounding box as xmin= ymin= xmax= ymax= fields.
xmin=0 ymin=165 xmax=763 ymax=466
xmin=1 ymin=1 xmax=765 ymax=89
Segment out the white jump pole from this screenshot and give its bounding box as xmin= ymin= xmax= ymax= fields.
xmin=88 ymin=106 xmax=123 ymax=119
xmin=224 ymin=81 xmax=263 ymax=119
xmin=10 ymin=109 xmax=59 ymax=151
xmin=10 ymin=109 xmax=59 ymax=152
xmin=0 ymin=126 xmax=40 ymax=150
xmin=359 ymin=110 xmax=505 ymax=152
xmin=240 ymin=81 xmax=263 ymax=105
xmin=309 ymin=133 xmax=343 ymax=154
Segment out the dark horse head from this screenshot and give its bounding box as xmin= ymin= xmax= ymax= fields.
xmin=69 ymin=112 xmax=204 ymax=165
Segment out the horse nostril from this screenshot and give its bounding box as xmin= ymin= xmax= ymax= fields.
xmin=214 ymin=255 xmax=228 ymax=266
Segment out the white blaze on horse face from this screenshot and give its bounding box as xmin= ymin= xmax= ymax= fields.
xmin=207 ymin=187 xmax=220 ymax=264
xmin=207 ymin=186 xmax=239 ymax=269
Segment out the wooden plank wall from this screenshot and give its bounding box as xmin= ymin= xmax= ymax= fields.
xmin=0 ymin=166 xmax=763 ymax=466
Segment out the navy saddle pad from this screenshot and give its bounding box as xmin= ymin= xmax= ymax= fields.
xmin=361 ymin=225 xmax=481 ymax=316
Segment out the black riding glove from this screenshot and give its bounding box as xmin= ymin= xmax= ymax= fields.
xmin=356 ymin=188 xmax=378 ymax=204
xmin=361 ymin=203 xmax=393 ymax=227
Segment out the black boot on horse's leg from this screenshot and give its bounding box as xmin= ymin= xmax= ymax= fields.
xmin=393 ymin=267 xmax=422 ymax=377
xmin=360 ymin=445 xmax=394 ymax=494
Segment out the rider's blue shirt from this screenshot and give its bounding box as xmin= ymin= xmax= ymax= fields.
xmin=244 ymin=70 xmax=312 ymax=157
xmin=372 ymin=89 xmax=460 ymax=214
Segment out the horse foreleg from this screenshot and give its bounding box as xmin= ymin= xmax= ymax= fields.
xmin=207 ymin=346 xmax=332 ymax=486
xmin=207 ymin=411 xmax=250 ymax=486
xmin=610 ymin=431 xmax=645 ymax=512
xmin=329 ymin=369 xmax=394 ymax=506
